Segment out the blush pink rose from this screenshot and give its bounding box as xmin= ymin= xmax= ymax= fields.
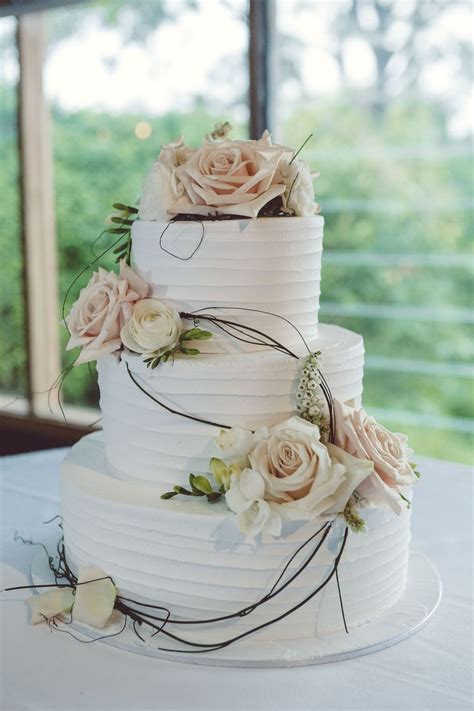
xmin=171 ymin=132 xmax=292 ymax=218
xmin=333 ymin=399 xmax=417 ymax=512
xmin=66 ymin=261 xmax=149 ymax=366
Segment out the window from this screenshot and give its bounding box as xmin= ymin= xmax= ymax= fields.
xmin=47 ymin=0 xmax=248 ymax=409
xmin=0 ymin=17 xmax=26 ymax=412
xmin=273 ymin=0 xmax=473 ymax=463
xmin=0 ymin=0 xmax=472 ymax=462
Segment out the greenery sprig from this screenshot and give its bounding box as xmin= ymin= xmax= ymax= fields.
xmin=143 ymin=327 xmax=213 ymax=369
xmin=161 ymin=472 xmax=225 ymax=504
xmin=161 ymin=458 xmax=236 ymax=504
xmin=108 ymin=203 xmax=138 ymax=266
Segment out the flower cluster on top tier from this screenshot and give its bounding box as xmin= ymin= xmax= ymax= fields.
xmin=138 ymin=128 xmax=319 ymax=221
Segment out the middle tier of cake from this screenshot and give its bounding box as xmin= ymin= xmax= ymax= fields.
xmin=98 ymin=323 xmax=364 ymax=487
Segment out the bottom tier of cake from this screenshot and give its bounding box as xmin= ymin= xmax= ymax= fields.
xmin=61 ymin=433 xmax=411 ymax=646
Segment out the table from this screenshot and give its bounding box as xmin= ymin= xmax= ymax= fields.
xmin=1 ymin=447 xmax=472 ymax=711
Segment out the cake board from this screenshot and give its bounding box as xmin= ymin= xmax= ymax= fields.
xmin=30 ymin=543 xmax=441 ymax=668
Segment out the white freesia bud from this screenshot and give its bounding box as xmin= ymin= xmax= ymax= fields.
xmin=120 ymin=299 xmax=183 ymax=357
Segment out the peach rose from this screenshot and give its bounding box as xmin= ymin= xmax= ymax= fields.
xmin=333 ymin=400 xmax=417 ymax=512
xmin=66 ymin=261 xmax=149 ymax=366
xmin=171 ymin=132 xmax=292 ymax=218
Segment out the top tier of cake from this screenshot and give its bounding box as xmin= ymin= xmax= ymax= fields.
xmin=131 ymin=215 xmax=324 ymax=354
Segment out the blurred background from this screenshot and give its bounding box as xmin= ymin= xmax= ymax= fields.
xmin=0 ymin=0 xmax=472 ymax=461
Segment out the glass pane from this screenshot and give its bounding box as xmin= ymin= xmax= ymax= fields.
xmin=44 ymin=0 xmax=249 ymax=408
xmin=0 ymin=17 xmax=27 ymax=408
xmin=274 ymin=0 xmax=473 ymax=463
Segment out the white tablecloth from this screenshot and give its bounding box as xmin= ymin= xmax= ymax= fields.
xmin=1 ymin=448 xmax=472 ymax=711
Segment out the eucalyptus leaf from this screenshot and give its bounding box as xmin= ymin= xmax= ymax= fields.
xmin=180 ymin=347 xmax=200 ymax=356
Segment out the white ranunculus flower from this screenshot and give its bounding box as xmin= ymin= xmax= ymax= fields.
xmin=120 ymin=299 xmax=183 ymax=357
xmin=333 ymin=399 xmax=417 ymax=513
xmin=138 ymin=138 xmax=195 ymax=221
xmin=225 ymin=469 xmax=282 ymax=541
xmin=171 ymin=134 xmax=292 ymax=218
xmin=280 ymin=158 xmax=318 ymax=217
xmin=248 ymin=416 xmax=372 ymax=522
xmin=66 ymin=261 xmax=149 ymax=366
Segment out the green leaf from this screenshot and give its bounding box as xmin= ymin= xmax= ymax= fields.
xmin=192 ymin=476 xmax=213 ymax=495
xmin=112 ymin=202 xmax=138 ymax=213
xmin=113 ymin=243 xmax=128 ymax=254
xmin=107 ymin=227 xmax=130 ymax=234
xmin=180 ymin=347 xmax=200 ymax=356
xmin=180 ymin=328 xmax=202 ymax=341
xmin=193 ymin=330 xmax=213 ymax=340
xmin=161 ymin=491 xmax=178 ymax=500
xmin=111 ymin=216 xmax=134 ymax=225
xmin=399 ymin=492 xmax=411 ymax=509
xmin=181 ymin=328 xmax=213 ymax=341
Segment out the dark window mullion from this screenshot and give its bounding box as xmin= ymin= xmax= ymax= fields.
xmin=248 ymin=0 xmax=274 ymax=138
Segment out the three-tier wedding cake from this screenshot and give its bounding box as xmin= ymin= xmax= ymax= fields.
xmin=55 ymin=127 xmax=418 ymax=655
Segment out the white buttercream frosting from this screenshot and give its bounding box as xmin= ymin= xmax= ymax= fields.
xmin=131 ymin=216 xmax=324 ymax=353
xmin=97 ymin=324 xmax=364 ymax=485
xmin=61 ymin=433 xmax=410 ymax=643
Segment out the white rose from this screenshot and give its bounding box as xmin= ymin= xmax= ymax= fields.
xmin=248 ymin=416 xmax=372 ymax=521
xmin=225 ymin=469 xmax=282 ymax=542
xmin=66 ymin=261 xmax=149 ymax=366
xmin=280 ymin=158 xmax=319 ymax=217
xmin=120 ymin=299 xmax=183 ymax=356
xmin=171 ymin=134 xmax=292 ymax=218
xmin=138 ymin=138 xmax=195 ymax=221
xmin=333 ymin=399 xmax=417 ymax=513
